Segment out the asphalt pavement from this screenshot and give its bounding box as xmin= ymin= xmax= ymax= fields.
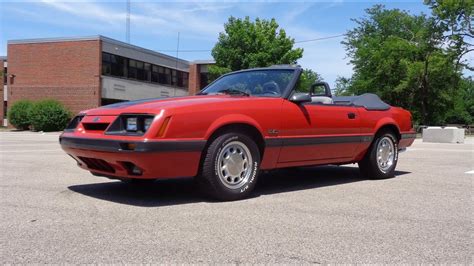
xmin=0 ymin=131 xmax=472 ymax=263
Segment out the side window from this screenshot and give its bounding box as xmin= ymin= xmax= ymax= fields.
xmin=293 ymin=78 xmax=310 ymax=94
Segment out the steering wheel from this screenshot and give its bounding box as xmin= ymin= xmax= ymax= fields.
xmin=262 ymin=81 xmax=280 ymax=95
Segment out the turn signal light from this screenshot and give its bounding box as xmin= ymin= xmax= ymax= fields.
xmin=157 ymin=117 xmax=171 ymax=137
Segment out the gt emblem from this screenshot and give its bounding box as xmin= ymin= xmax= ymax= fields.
xmin=93 ymin=117 xmax=100 ymax=122
xmin=268 ymin=129 xmax=279 ymax=135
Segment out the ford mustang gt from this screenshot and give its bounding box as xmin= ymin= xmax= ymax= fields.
xmin=60 ymin=65 xmax=416 ymax=200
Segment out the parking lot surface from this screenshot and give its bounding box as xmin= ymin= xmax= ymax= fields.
xmin=0 ymin=131 xmax=472 ymax=263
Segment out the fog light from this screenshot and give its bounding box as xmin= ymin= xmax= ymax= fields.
xmin=131 ymin=165 xmax=142 ymax=175
xmin=126 ymin=117 xmax=137 ymax=131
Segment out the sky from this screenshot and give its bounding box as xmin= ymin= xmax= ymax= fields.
xmin=0 ymin=0 xmax=438 ymax=87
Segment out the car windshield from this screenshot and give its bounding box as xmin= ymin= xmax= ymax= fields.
xmin=201 ymin=69 xmax=296 ymax=97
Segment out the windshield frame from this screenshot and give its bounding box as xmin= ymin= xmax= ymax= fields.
xmin=199 ymin=67 xmax=303 ymax=99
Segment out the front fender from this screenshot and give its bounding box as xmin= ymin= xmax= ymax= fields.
xmin=204 ymin=114 xmax=265 ymax=140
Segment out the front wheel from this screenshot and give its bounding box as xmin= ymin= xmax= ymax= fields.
xmin=358 ymin=132 xmax=398 ymax=179
xmin=197 ymin=132 xmax=261 ymax=201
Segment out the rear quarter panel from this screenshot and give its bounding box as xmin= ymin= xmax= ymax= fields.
xmin=354 ymin=107 xmax=414 ymax=160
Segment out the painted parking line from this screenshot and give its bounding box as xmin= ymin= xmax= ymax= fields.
xmin=0 ymin=149 xmax=60 ymax=153
xmin=0 ymin=143 xmax=58 ymax=146
xmin=465 ymin=170 xmax=474 ymax=174
xmin=408 ymin=148 xmax=472 ymax=153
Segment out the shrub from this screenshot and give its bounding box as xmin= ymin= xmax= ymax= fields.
xmin=29 ymin=99 xmax=72 ymax=132
xmin=8 ymin=100 xmax=33 ymax=130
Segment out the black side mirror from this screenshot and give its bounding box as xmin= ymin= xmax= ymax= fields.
xmin=311 ymin=82 xmax=332 ymax=97
xmin=290 ymin=93 xmax=312 ymax=104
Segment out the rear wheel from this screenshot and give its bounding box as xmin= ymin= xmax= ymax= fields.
xmin=197 ymin=132 xmax=261 ymax=201
xmin=359 ymin=131 xmax=398 ymax=179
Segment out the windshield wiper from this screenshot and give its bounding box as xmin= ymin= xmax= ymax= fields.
xmin=219 ymin=89 xmax=250 ymax=97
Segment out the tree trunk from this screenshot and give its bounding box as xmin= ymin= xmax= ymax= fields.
xmin=420 ymin=54 xmax=430 ymax=125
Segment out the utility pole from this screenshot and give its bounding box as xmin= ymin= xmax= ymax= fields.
xmin=126 ymin=0 xmax=130 ymax=43
xmin=175 ymin=32 xmax=180 ymax=69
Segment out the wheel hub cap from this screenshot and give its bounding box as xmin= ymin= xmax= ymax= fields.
xmin=376 ymin=137 xmax=395 ymax=173
xmin=217 ymin=141 xmax=253 ymax=189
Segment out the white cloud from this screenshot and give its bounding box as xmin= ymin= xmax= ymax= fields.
xmin=3 ymin=0 xmax=355 ymax=86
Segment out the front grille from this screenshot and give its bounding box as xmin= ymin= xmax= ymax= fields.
xmin=83 ymin=123 xmax=110 ymax=131
xmin=78 ymin=156 xmax=115 ymax=173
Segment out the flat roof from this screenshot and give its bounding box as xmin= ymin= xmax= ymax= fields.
xmin=7 ymin=35 xmax=210 ymax=66
xmin=191 ymin=60 xmax=215 ymax=64
xmin=0 ymin=56 xmax=7 ymax=60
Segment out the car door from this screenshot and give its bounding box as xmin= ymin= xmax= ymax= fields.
xmin=277 ymin=96 xmax=362 ymax=164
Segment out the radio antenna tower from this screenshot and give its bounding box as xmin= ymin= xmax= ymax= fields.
xmin=126 ymin=0 xmax=130 ymax=43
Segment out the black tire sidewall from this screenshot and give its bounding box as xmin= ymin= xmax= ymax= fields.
xmin=207 ymin=133 xmax=260 ymax=199
xmin=371 ymin=132 xmax=398 ymax=178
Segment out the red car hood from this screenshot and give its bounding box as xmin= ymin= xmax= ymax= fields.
xmin=84 ymin=95 xmax=261 ymax=116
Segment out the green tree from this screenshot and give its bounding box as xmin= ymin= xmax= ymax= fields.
xmin=425 ymin=0 xmax=473 ymax=71
xmin=297 ymin=69 xmax=323 ymax=92
xmin=209 ymin=16 xmax=303 ymax=80
xmin=342 ymin=5 xmax=468 ymax=125
xmin=8 ymin=100 xmax=33 ymax=130
xmin=334 ymin=76 xmax=353 ymax=96
xmin=444 ymin=77 xmax=474 ymax=124
xmin=29 ymin=99 xmax=71 ymax=132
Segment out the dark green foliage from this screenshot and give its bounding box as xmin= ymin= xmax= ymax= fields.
xmin=29 ymin=99 xmax=72 ymax=132
xmin=334 ymin=77 xmax=353 ymax=96
xmin=342 ymin=4 xmax=473 ymax=125
xmin=209 ymin=16 xmax=303 ymax=80
xmin=297 ymin=69 xmax=323 ymax=92
xmin=8 ymin=100 xmax=33 ymax=130
xmin=425 ymin=0 xmax=473 ymax=71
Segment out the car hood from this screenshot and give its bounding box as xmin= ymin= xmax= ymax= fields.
xmin=84 ymin=95 xmax=273 ymax=116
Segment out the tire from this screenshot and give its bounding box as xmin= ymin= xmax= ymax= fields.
xmin=358 ymin=131 xmax=399 ymax=179
xmin=197 ymin=132 xmax=261 ymax=201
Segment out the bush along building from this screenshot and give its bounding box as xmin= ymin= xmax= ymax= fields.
xmin=2 ymin=35 xmax=213 ymax=126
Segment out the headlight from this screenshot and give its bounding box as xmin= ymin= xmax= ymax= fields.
xmin=144 ymin=118 xmax=153 ymax=131
xmin=64 ymin=115 xmax=85 ymax=131
xmin=126 ymin=117 xmax=138 ymax=131
xmin=106 ymin=114 xmax=155 ymax=135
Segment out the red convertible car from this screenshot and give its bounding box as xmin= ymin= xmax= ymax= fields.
xmin=60 ymin=66 xmax=415 ymax=200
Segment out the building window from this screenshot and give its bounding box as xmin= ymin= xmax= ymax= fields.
xmin=101 ymin=52 xmax=188 ymax=89
xmin=151 ymin=65 xmax=159 ymax=83
xmin=3 ymin=101 xmax=7 ymax=117
xmin=102 ymin=53 xmax=125 ymax=77
xmin=200 ymin=73 xmax=209 ymax=89
xmin=183 ymin=72 xmax=189 ymax=88
xmin=171 ymin=70 xmax=177 ymax=86
xmin=128 ymin=59 xmax=138 ymax=79
xmin=110 ymin=55 xmax=125 ymax=77
xmin=164 ymin=68 xmax=171 ymax=85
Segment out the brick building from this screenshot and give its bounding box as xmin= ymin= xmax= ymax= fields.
xmin=3 ymin=36 xmax=212 ymax=126
xmin=1 ymin=56 xmax=7 ymax=126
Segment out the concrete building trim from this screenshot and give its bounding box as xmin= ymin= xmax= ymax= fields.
xmin=101 ymin=75 xmax=188 ymax=101
xmin=101 ymin=37 xmax=189 ymax=72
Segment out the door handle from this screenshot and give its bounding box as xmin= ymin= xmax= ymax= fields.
xmin=347 ymin=112 xmax=356 ymax=119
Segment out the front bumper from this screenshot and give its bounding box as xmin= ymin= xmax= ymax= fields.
xmin=60 ymin=136 xmax=206 ymax=179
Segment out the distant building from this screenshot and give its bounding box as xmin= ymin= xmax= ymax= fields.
xmin=2 ymin=35 xmax=213 ymax=126
xmin=1 ymin=56 xmax=6 ymax=126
